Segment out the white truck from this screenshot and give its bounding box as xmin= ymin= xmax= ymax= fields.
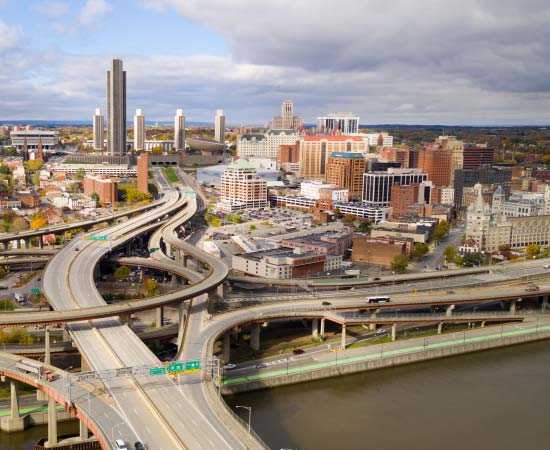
xmin=14 ymin=292 xmax=25 ymax=304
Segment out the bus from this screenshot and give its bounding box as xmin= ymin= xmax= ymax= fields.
xmin=366 ymin=296 xmax=391 ymax=304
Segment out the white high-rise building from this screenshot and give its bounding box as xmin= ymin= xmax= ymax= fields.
xmin=134 ymin=108 xmax=145 ymax=151
xmin=317 ymin=113 xmax=359 ymax=134
xmin=218 ymin=159 xmax=268 ymax=213
xmin=93 ymin=108 xmax=104 ymax=151
xmin=174 ymin=109 xmax=186 ymax=151
xmin=215 ymin=109 xmax=225 ymax=143
xmin=107 ymin=59 xmax=126 ymax=155
xmin=237 ymin=130 xmax=300 ymax=160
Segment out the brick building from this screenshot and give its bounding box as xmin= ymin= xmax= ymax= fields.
xmin=82 ymin=175 xmax=118 ymax=204
xmin=325 ymin=152 xmax=366 ymax=201
xmin=137 ymin=154 xmax=149 ymax=194
xmin=390 ymin=184 xmax=419 ymax=217
xmin=351 ymin=236 xmax=412 ymax=267
xmin=417 ymin=147 xmax=452 ymax=187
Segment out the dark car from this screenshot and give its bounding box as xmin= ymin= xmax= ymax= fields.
xmin=74 ymin=247 xmax=79 ymax=251
xmin=322 ymin=301 xmax=332 ymax=306
xmin=134 ymin=442 xmax=146 ymax=450
xmin=293 ymin=349 xmax=305 ymax=355
xmin=373 ymin=277 xmax=381 ymax=281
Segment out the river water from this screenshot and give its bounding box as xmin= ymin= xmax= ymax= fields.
xmin=226 ymin=341 xmax=550 ymax=450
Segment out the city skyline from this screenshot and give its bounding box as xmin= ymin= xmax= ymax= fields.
xmin=1 ymin=1 xmax=550 ymax=125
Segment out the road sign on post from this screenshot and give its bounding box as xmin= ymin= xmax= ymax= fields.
xmin=31 ymin=288 xmax=41 ymax=295
xmin=185 ymin=360 xmax=201 ymax=373
xmin=149 ymin=367 xmax=166 ymax=376
xmin=168 ymin=362 xmax=183 ymax=374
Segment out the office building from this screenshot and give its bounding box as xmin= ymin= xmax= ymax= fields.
xmin=10 ymin=130 xmax=59 ymax=151
xmin=218 ymin=158 xmax=268 ymax=212
xmin=269 ymin=100 xmax=303 ymax=130
xmin=137 ymin=154 xmax=148 ymax=194
xmin=174 ymin=109 xmax=186 ymax=151
xmin=363 ymin=133 xmax=394 ymax=147
xmin=282 ymin=229 xmax=354 ymax=256
xmin=238 ymin=130 xmax=299 ymax=160
xmin=300 ymin=181 xmax=348 ymax=202
xmin=215 ymin=109 xmax=226 ymax=143
xmin=379 ymin=147 xmax=410 ymax=168
xmin=436 ymin=136 xmax=464 ymax=182
xmin=317 ymin=113 xmax=359 ymax=135
xmin=278 ymin=142 xmax=300 ymax=165
xmin=352 ymin=236 xmax=411 ymax=267
xmin=299 ymin=136 xmax=366 ymax=180
xmin=93 ymin=109 xmax=104 ymax=151
xmin=454 ymin=166 xmax=512 ymax=208
xmin=390 ymin=184 xmax=420 ymax=217
xmin=417 ymin=147 xmax=452 ymax=187
xmin=325 ymin=152 xmax=366 ymax=201
xmin=107 ymin=59 xmax=127 ymax=156
xmin=362 ymin=168 xmax=428 ymax=206
xmin=134 ymin=108 xmax=145 ymax=151
xmin=82 ymin=175 xmax=118 ymax=204
xmin=463 ymin=144 xmax=495 ymax=170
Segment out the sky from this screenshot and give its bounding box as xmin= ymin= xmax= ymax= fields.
xmin=1 ymin=0 xmax=550 ymax=125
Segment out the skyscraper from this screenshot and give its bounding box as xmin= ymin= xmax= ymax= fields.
xmin=134 ymin=108 xmax=145 ymax=151
xmin=107 ymin=59 xmax=126 ymax=155
xmin=174 ymin=109 xmax=185 ymax=151
xmin=281 ymin=100 xmax=294 ymax=129
xmin=93 ymin=108 xmax=104 ymax=151
xmin=215 ymin=109 xmax=225 ymax=143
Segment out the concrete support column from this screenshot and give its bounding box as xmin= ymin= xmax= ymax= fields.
xmin=38 ymin=238 xmax=43 ymax=249
xmin=391 ymin=324 xmax=397 ymax=341
xmin=156 ymin=307 xmax=164 ymax=328
xmin=222 ymin=333 xmax=231 ymax=363
xmin=369 ymin=309 xmax=380 ymax=330
xmin=341 ymin=324 xmax=346 ymax=350
xmin=24 ymin=238 xmax=29 ymax=249
xmin=182 ymin=254 xmax=188 ymax=268
xmin=437 ymin=322 xmax=443 ymax=335
xmin=320 ymin=318 xmax=325 ymax=337
xmin=250 ymin=323 xmax=260 ymax=352
xmin=81 ymin=354 xmax=91 ymax=373
xmin=45 ymin=327 xmax=51 ymax=365
xmin=481 ymin=321 xmax=486 ymax=328
xmin=79 ymin=420 xmax=88 ymax=440
xmin=62 ymin=327 xmax=71 ymax=343
xmin=446 ymin=304 xmax=455 ymax=317
xmin=46 ymin=397 xmax=58 ymax=446
xmin=176 ymin=302 xmax=188 ymax=350
xmin=10 ymin=382 xmax=19 ymax=419
xmin=312 ymin=318 xmax=319 ymax=338
xmin=510 ymin=300 xmax=517 ymax=313
xmin=217 ymin=283 xmax=224 ymax=298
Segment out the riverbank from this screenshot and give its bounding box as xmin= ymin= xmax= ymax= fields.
xmin=221 ymin=319 xmax=550 ymax=394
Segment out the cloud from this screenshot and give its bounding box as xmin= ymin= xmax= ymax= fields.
xmin=0 ymin=19 xmax=22 ymax=53
xmin=33 ymin=1 xmax=70 ymax=18
xmin=78 ymin=0 xmax=112 ymax=28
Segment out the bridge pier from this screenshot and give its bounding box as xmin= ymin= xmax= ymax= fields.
xmin=369 ymin=309 xmax=380 ymax=330
xmin=46 ymin=397 xmax=58 ymax=447
xmin=250 ymin=323 xmax=260 ymax=352
xmin=45 ymin=327 xmax=51 ymax=365
xmin=437 ymin=322 xmax=443 ymax=335
xmin=391 ymin=324 xmax=397 ymax=341
xmin=38 ymin=238 xmax=43 ymax=250
xmin=312 ymin=319 xmax=319 ymax=338
xmin=217 ymin=283 xmax=224 ymax=298
xmin=79 ymin=419 xmax=88 ymax=440
xmin=155 ymin=307 xmax=164 ymax=328
xmin=223 ymin=333 xmax=231 ymax=363
xmin=0 ymin=381 xmax=28 ymax=432
xmin=510 ymin=299 xmax=520 ymax=313
xmin=10 ymin=381 xmax=20 ymax=420
xmin=341 ymin=325 xmax=346 ymax=350
xmin=176 ymin=302 xmax=188 ymax=350
xmin=481 ymin=321 xmax=486 ymax=328
xmin=320 ymin=318 xmax=325 ymax=337
xmin=446 ymin=304 xmax=455 ymax=317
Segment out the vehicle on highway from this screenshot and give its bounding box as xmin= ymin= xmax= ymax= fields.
xmin=223 ymin=364 xmax=236 ymax=370
xmin=134 ymin=442 xmax=146 ymax=450
xmin=322 ymin=301 xmax=332 ymax=306
xmin=544 ymin=263 xmax=550 ymax=269
xmin=373 ymin=277 xmax=381 ymax=281
xmin=15 ymin=359 xmax=55 ymax=381
xmin=255 ymin=363 xmax=267 ymax=369
xmin=366 ymin=296 xmax=391 ymax=304
xmin=293 ymin=349 xmax=305 ymax=355
xmin=0 ymin=286 xmax=6 ymax=290
xmin=375 ymin=328 xmax=387 ymax=335
xmin=115 ymin=440 xmax=128 ymax=450
xmin=74 ymin=247 xmax=79 ymax=252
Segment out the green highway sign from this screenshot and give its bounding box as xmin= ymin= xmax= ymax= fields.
xmin=148 ymin=248 xmax=159 ymax=253
xmin=31 ymin=288 xmax=41 ymax=295
xmin=168 ymin=361 xmax=184 ymax=374
xmin=87 ymin=235 xmax=108 ymax=241
xmin=185 ymin=360 xmax=201 ymax=373
xmin=185 ymin=190 xmax=195 ymax=195
xmin=149 ymin=367 xmax=166 ymax=376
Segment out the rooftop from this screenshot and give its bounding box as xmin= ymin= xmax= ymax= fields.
xmin=227 ymin=158 xmax=257 ymax=171
xmin=304 ymin=135 xmax=364 ymax=142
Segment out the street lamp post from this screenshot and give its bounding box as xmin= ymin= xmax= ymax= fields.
xmin=236 ymin=405 xmax=251 ymax=433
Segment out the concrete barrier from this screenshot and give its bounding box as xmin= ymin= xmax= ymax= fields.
xmin=221 ymin=328 xmax=550 ymax=394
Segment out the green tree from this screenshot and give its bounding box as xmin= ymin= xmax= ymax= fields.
xmin=390 ymin=254 xmax=409 ymax=274
xmin=114 ymin=265 xmax=131 ymax=281
xmin=90 ymin=192 xmax=100 ymax=202
xmin=410 ymin=242 xmax=429 ymax=260
xmin=0 ymin=164 xmax=9 ymax=175
xmin=356 ymin=219 xmax=372 ymax=233
xmin=444 ymin=245 xmax=457 ymax=262
xmin=433 ymin=220 xmax=450 ymax=241
xmin=33 ymin=172 xmax=40 ymax=186
xmin=526 ymin=244 xmax=541 ymax=259
xmin=24 ymin=159 xmax=43 ymax=172
xmin=74 ymin=167 xmax=86 ymax=180
xmin=462 ymin=252 xmax=482 ymax=267
xmin=143 ymin=278 xmax=160 ymax=297
xmin=0 ymin=267 xmax=6 ymax=279
xmin=250 ymin=224 xmax=256 ymax=230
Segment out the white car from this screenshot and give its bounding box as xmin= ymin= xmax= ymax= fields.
xmin=115 ymin=440 xmax=128 ymax=450
xmin=223 ymin=364 xmax=236 ymax=370
xmin=543 ymin=263 xmax=550 ymax=269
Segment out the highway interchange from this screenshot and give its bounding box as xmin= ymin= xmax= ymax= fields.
xmin=1 ymin=168 xmax=550 ymax=449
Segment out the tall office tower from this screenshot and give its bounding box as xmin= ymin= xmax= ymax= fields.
xmin=436 ymin=135 xmax=464 ymax=183
xmin=134 ymin=108 xmax=145 ymax=151
xmin=325 ymin=152 xmax=366 ymax=201
xmin=215 ymin=109 xmax=226 ymax=143
xmin=137 ymin=154 xmax=149 ymax=194
xmin=417 ymin=148 xmax=453 ymax=187
xmin=281 ymin=100 xmax=294 ymax=129
xmin=317 ymin=113 xmax=359 ymax=135
xmin=93 ymin=108 xmax=104 ymax=151
xmin=174 ymin=109 xmax=186 ymax=151
xmin=107 ymin=59 xmax=126 ymax=155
